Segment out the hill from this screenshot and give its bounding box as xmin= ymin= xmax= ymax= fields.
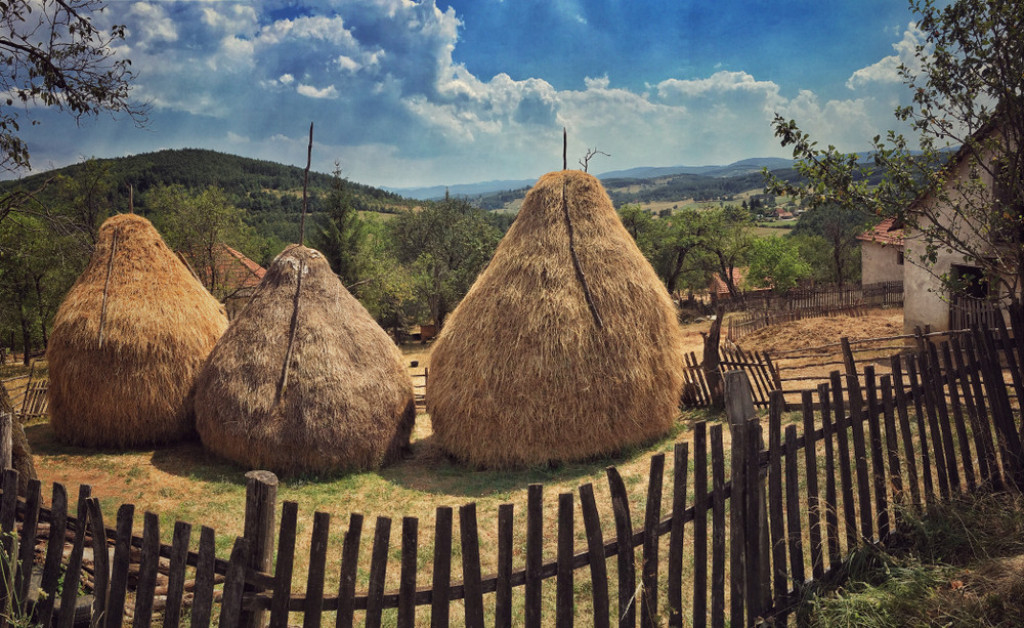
xmin=0 ymin=148 xmax=417 ymax=215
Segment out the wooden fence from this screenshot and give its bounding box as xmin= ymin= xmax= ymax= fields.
xmin=710 ymin=281 xmax=903 ymax=316
xmin=0 ymin=314 xmax=1020 ymax=626
xmin=680 ymin=347 xmax=780 ymax=409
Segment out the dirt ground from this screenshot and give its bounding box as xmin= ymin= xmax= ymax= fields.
xmin=734 ymin=308 xmax=904 ymax=355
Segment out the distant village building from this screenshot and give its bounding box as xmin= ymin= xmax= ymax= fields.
xmin=177 ymin=244 xmax=266 ymax=319
xmin=857 ymin=218 xmax=905 ymax=286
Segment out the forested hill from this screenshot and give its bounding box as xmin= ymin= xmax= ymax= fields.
xmin=0 ymin=148 xmax=417 ymax=214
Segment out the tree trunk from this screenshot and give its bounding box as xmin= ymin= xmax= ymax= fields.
xmin=19 ymin=313 xmax=31 ymax=366
xmin=702 ymin=305 xmax=726 ymax=409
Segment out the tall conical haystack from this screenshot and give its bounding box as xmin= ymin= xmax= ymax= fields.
xmin=47 ymin=214 xmax=229 ymax=448
xmin=194 ymin=244 xmax=415 ymax=476
xmin=427 ymin=170 xmax=685 ymax=468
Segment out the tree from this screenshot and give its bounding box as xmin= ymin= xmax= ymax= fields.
xmin=767 ymin=0 xmax=1024 ymax=303
xmin=791 ymin=205 xmax=867 ymax=287
xmin=746 ymin=236 xmax=812 ymax=291
xmin=700 ymin=207 xmax=755 ymax=298
xmin=388 ymin=198 xmax=500 ymax=328
xmin=313 ymin=164 xmax=367 ymax=288
xmin=0 ymin=0 xmax=142 ymax=173
xmin=147 ymin=185 xmax=260 ymax=300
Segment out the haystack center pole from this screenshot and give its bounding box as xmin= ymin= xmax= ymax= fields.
xmin=562 ymin=179 xmax=603 ymax=329
xmin=98 ymin=232 xmax=119 ymax=348
xmin=299 ymin=122 xmax=314 ymax=246
xmin=563 ymin=127 xmax=567 ymax=170
xmin=276 ymin=260 xmax=305 ymax=405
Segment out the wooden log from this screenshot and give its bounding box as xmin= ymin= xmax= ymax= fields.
xmin=579 ymin=484 xmax=610 ymax=628
xmin=164 ymin=520 xmax=192 ymax=628
xmin=0 ymin=469 xmax=17 ymax=624
xmin=365 ymin=517 xmax=391 ymax=628
xmin=59 ymin=485 xmax=91 ymax=628
xmin=0 ymin=413 xmax=10 ymax=470
xmin=879 ymin=376 xmax=904 ymax=509
xmin=800 ymin=391 xmax=824 ymax=581
xmin=269 ymin=501 xmax=297 ymax=628
xmin=641 ymin=454 xmax=664 ymax=628
xmin=817 ymin=384 xmax=841 ymax=570
xmin=784 ymin=425 xmax=806 ymax=600
xmin=132 ymin=511 xmax=160 ymax=628
xmin=692 ymin=424 xmax=708 ymax=628
xmin=905 ymin=354 xmax=937 ymax=501
xmin=925 ymin=343 xmax=960 ymax=493
xmin=710 ymin=425 xmax=726 ymax=628
xmin=960 ymin=334 xmax=1002 ymax=488
xmin=242 ymin=470 xmax=278 ymax=628
xmin=495 ymin=504 xmax=514 ymax=628
xmin=86 ymin=499 xmax=109 ymax=624
xmin=303 ymin=512 xmax=330 ymax=628
xmin=890 ymin=356 xmax=922 ymax=507
xmin=864 ymin=368 xmax=890 ymax=539
xmin=430 ymin=507 xmax=452 ymax=628
xmin=16 ymin=478 xmax=39 ymax=615
xmin=607 ymin=467 xmax=636 ymax=628
xmin=668 ymin=442 xmax=689 ymax=628
xmin=845 ymin=368 xmax=874 ymax=542
xmin=219 ymin=537 xmax=250 ymax=628
xmin=829 ymin=371 xmax=858 ymax=551
xmin=459 ymin=505 xmax=484 ymax=628
xmin=336 ymin=513 xmax=363 ymax=628
xmin=767 ymin=394 xmax=788 ymax=615
xmin=526 ymin=484 xmax=543 ymax=628
xmin=191 ymin=526 xmax=217 ymax=628
xmin=105 ymin=504 xmax=134 ymax=628
xmin=940 ymin=342 xmax=976 ymax=491
xmin=556 ymin=494 xmax=574 ymax=628
xmin=397 ymin=517 xmax=418 ymax=628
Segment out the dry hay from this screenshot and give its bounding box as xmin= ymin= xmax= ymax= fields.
xmin=428 ymin=170 xmax=685 ymax=469
xmin=194 ymin=245 xmax=415 ymax=476
xmin=47 ymin=214 xmax=228 ymax=448
xmin=736 ymin=309 xmax=904 ymax=355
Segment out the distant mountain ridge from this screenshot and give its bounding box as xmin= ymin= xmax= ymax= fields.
xmin=388 ymin=157 xmax=796 ymax=200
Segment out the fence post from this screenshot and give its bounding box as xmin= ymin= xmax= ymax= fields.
xmin=725 ymin=370 xmax=768 ymax=626
xmin=0 ymin=412 xmax=10 ymax=470
xmin=242 ymin=470 xmax=279 ymax=628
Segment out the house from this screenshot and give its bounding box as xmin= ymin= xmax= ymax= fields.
xmin=177 ymin=244 xmax=266 ymax=319
xmin=857 ymin=218 xmax=905 ymax=286
xmin=900 ymin=119 xmax=1020 ymax=334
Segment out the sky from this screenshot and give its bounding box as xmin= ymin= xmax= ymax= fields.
xmin=10 ymin=0 xmax=932 ymax=189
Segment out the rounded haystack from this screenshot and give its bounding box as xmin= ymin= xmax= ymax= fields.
xmin=194 ymin=245 xmax=415 ymax=476
xmin=427 ymin=170 xmax=685 ymax=468
xmin=47 ymin=214 xmax=229 ymax=448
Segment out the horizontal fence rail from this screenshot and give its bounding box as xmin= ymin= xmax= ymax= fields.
xmin=0 ymin=304 xmax=1020 ymax=627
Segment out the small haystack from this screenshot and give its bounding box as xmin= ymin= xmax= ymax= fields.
xmin=47 ymin=214 xmax=228 ymax=448
xmin=428 ymin=170 xmax=685 ymax=468
xmin=194 ymin=245 xmax=415 ymax=476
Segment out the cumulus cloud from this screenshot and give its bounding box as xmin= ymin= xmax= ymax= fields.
xmin=846 ymin=23 xmax=925 ymax=90
xmin=65 ymin=4 xmax=926 ymax=186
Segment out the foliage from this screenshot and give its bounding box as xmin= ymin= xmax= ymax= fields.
xmin=791 ymin=205 xmax=868 ymax=286
xmin=146 ymin=185 xmax=263 ymax=299
xmin=0 ymin=0 xmax=142 ymax=173
xmin=746 ymin=236 xmax=811 ymax=291
xmin=766 ymin=0 xmax=1024 ymax=302
xmin=388 ymin=197 xmax=501 ymax=328
xmin=312 ymin=165 xmax=367 ymax=287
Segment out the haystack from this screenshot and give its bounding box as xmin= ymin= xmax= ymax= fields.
xmin=427 ymin=170 xmax=685 ymax=468
xmin=47 ymin=214 xmax=228 ymax=448
xmin=194 ymin=245 xmax=415 ymax=476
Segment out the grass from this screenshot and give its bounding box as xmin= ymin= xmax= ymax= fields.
xmin=798 ymin=492 xmax=1024 ymax=627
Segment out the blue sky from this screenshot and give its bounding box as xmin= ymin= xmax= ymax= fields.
xmin=10 ymin=0 xmax=930 ymax=189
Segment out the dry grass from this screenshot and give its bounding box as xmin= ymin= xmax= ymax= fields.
xmin=428 ymin=170 xmax=686 ymax=468
xmin=194 ymin=244 xmax=415 ymax=476
xmin=46 ymin=214 xmax=228 ymax=448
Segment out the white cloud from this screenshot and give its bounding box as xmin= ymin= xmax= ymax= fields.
xmin=297 ymin=83 xmax=339 ymax=99
xmin=127 ymin=2 xmax=178 ymax=47
xmin=846 ymin=24 xmax=925 ymax=89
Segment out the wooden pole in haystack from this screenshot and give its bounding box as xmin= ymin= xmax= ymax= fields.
xmin=299 ymin=122 xmax=314 ymax=246
xmin=563 ymin=127 xmax=567 ymax=170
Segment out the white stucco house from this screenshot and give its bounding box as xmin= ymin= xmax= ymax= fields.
xmin=857 ymin=218 xmax=905 ymax=286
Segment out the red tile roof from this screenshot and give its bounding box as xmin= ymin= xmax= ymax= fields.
xmin=857 ymin=218 xmax=904 ymax=247
xmin=178 ymin=244 xmax=266 ymax=295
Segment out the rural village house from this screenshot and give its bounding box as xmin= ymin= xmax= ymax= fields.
xmin=898 ymin=121 xmax=1022 ymax=334
xmin=177 ymin=244 xmax=266 ymax=319
xmin=857 ymin=217 xmax=905 ymax=286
